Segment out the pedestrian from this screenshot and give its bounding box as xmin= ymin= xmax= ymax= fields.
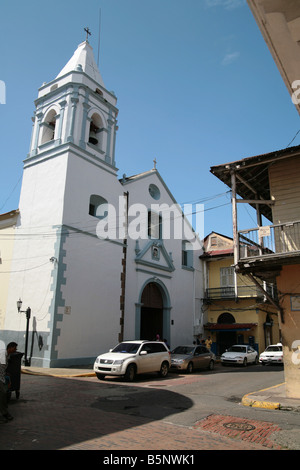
xmin=155 ymin=334 xmax=161 ymax=341
xmin=205 ymin=336 xmax=212 ymax=350
xmin=0 ymin=342 xmax=18 ymax=422
xmin=163 ymin=338 xmax=170 ymax=349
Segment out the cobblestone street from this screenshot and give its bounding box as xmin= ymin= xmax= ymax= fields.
xmin=0 ymin=372 xmax=287 ymax=452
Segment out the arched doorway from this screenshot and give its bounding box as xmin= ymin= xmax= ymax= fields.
xmin=140 ymin=282 xmax=163 ymax=340
xmin=217 ymin=312 xmax=236 ymax=356
xmin=136 ymin=279 xmax=171 ymax=342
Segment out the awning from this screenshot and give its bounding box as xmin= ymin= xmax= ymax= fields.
xmin=204 ymin=323 xmax=257 ymax=332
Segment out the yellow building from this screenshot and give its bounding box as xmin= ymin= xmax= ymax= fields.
xmin=0 ymin=210 xmax=19 ymax=330
xmin=201 ymin=232 xmax=280 ymax=357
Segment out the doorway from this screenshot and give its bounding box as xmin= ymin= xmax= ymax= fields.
xmin=216 ymin=312 xmax=236 ymax=356
xmin=140 ymin=282 xmax=163 ymax=340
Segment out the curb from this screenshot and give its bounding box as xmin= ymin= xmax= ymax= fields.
xmin=242 ymin=383 xmax=285 ymax=410
xmin=21 ymin=368 xmax=96 ymax=378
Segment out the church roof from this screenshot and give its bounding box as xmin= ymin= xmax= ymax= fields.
xmin=56 ymin=41 xmax=105 ymax=88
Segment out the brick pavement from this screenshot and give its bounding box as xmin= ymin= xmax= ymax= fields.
xmin=0 ymin=374 xmax=283 ymax=451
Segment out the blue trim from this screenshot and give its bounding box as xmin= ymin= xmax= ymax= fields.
xmin=44 ymin=227 xmax=68 ymax=366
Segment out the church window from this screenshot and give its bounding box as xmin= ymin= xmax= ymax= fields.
xmin=182 ymin=241 xmax=193 ymax=267
xmin=89 ymin=195 xmax=108 ymax=219
xmin=41 ymin=109 xmax=57 ymax=144
xmin=148 ymin=211 xmax=162 ymax=239
xmin=148 ymin=184 xmax=160 ymax=200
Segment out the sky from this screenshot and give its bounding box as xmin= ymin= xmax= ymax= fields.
xmin=0 ymin=0 xmax=299 ymax=239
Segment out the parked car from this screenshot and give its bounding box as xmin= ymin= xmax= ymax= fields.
xmin=221 ymin=345 xmax=258 ymax=367
xmin=259 ymin=343 xmax=283 ymax=365
xmin=93 ymin=340 xmax=171 ymax=381
xmin=170 ymin=345 xmax=215 ymax=373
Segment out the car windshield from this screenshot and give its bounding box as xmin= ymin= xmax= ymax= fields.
xmin=111 ymin=342 xmax=140 ymax=354
xmin=265 ymin=346 xmax=282 ymax=352
xmin=227 ymin=346 xmax=246 ymax=353
xmin=172 ymin=346 xmax=194 ymax=355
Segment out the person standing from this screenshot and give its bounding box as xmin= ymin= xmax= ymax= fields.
xmin=0 ymin=342 xmax=17 ymax=422
xmin=205 ymin=336 xmax=212 ymax=350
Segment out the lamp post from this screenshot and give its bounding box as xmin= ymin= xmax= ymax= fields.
xmin=17 ymin=299 xmax=31 ymax=366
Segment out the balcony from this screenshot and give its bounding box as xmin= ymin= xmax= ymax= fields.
xmin=204 ymin=284 xmax=277 ymax=302
xmin=237 ymin=220 xmax=300 ymax=280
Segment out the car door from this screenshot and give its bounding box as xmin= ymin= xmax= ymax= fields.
xmin=138 ymin=343 xmax=155 ymax=373
xmin=247 ymin=346 xmax=256 ymax=363
xmin=194 ymin=346 xmax=210 ymax=369
xmin=199 ymin=346 xmax=212 ymax=368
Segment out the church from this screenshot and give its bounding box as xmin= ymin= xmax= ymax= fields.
xmin=0 ymin=37 xmax=204 ymax=367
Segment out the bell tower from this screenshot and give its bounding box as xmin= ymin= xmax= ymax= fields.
xmin=5 ymin=35 xmax=124 ymax=368
xmin=28 ymin=38 xmax=118 ymax=170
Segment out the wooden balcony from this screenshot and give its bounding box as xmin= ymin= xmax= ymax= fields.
xmin=237 ymin=220 xmax=300 ymax=281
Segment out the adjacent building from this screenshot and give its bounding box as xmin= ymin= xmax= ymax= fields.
xmin=201 ymin=232 xmax=280 ymax=356
xmin=211 ymin=145 xmax=300 ymax=398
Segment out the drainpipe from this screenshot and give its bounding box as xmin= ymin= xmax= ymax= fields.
xmin=231 ymin=169 xmax=238 ymax=299
xmin=119 ymin=191 xmax=129 ymax=342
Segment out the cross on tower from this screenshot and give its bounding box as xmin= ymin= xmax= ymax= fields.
xmin=84 ymin=27 xmax=91 ymax=42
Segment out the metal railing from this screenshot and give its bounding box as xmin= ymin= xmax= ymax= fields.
xmin=238 ymin=220 xmax=300 ymax=260
xmin=204 ymin=284 xmax=277 ymax=301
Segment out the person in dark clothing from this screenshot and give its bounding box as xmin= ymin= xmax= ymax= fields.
xmin=0 ymin=342 xmax=18 ymax=422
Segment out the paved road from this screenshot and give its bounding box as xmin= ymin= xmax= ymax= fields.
xmin=1 ymin=363 xmax=299 ymax=452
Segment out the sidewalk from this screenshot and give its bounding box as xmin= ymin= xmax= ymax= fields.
xmin=242 ymin=382 xmax=300 ymax=411
xmin=22 ymin=366 xmax=300 ymax=411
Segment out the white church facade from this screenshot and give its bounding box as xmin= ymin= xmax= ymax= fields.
xmin=1 ymin=40 xmax=204 ymax=367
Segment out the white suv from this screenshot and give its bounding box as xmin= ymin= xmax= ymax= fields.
xmin=94 ymin=340 xmax=171 ymax=381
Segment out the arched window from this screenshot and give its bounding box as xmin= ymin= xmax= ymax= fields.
xmin=41 ymin=109 xmax=57 ymax=144
xmin=88 ymin=113 xmax=103 ymax=150
xmin=217 ymin=312 xmax=235 ymax=324
xmin=89 ymin=195 xmax=108 ymax=219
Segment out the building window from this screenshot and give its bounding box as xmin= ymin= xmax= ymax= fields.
xmin=182 ymin=241 xmax=193 ymax=268
xmin=220 ymin=267 xmax=234 ymax=297
xmin=148 ymin=211 xmax=162 ymax=239
xmin=89 ymin=195 xmax=108 ymax=219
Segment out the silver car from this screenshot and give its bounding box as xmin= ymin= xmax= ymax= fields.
xmin=170 ymin=345 xmax=215 ymax=373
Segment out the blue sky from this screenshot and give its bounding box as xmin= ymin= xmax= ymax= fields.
xmin=0 ymin=0 xmax=299 ymax=239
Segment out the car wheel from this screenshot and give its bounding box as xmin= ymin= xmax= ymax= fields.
xmin=124 ymin=364 xmax=136 ymax=382
xmin=243 ymin=358 xmax=247 ymax=367
xmin=159 ymin=361 xmax=169 ymax=378
xmin=187 ymin=362 xmax=193 ymax=374
xmin=208 ymin=359 xmax=214 ymax=371
xmin=96 ymin=373 xmax=105 ymax=380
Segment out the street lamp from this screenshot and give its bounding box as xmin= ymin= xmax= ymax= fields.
xmin=17 ymin=298 xmax=31 ymax=366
